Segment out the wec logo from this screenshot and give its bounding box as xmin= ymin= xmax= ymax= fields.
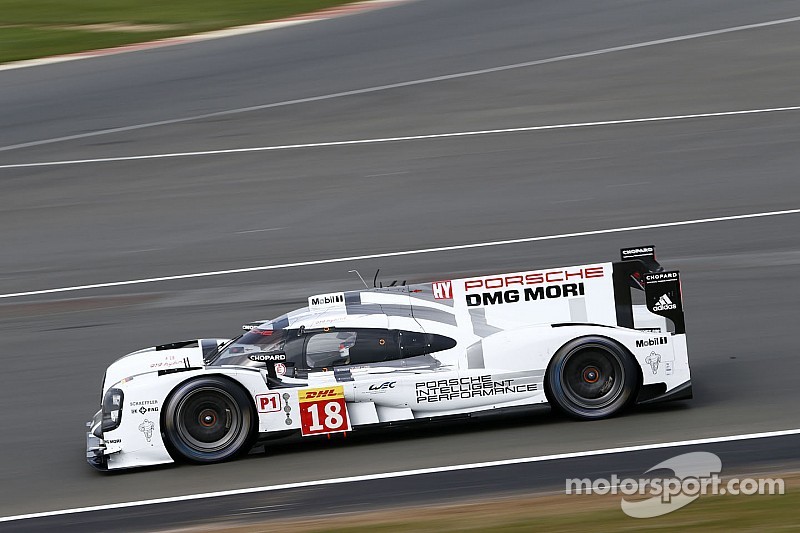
xmin=368 ymin=382 xmax=396 ymax=391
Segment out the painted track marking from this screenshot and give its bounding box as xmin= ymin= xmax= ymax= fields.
xmin=1 ymin=14 xmax=799 ymax=153
xmin=2 ymin=105 xmax=800 ymax=170
xmin=1 ymin=427 xmax=799 ymax=523
xmin=0 ymin=208 xmax=798 ymax=300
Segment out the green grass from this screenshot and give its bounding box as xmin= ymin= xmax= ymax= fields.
xmin=226 ymin=480 xmax=800 ymax=533
xmin=310 ymin=493 xmax=800 ymax=533
xmin=0 ymin=0 xmax=357 ymax=63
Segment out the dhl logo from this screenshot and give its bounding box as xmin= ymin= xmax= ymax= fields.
xmin=299 ymin=386 xmax=345 ymax=401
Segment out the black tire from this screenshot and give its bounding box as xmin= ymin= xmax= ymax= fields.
xmin=546 ymin=336 xmax=638 ymax=420
xmin=162 ymin=376 xmax=255 ymax=463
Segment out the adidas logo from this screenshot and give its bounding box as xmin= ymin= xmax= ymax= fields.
xmin=652 ymin=293 xmax=677 ymax=311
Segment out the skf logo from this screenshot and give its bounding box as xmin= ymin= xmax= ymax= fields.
xmin=368 ymin=382 xmax=396 ymax=391
xmin=300 ymin=386 xmax=345 ymax=401
xmin=432 ymin=281 xmax=452 ymax=300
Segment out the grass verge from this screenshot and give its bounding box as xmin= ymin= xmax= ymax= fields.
xmin=188 ymin=472 xmax=800 ymax=532
xmin=0 ymin=0 xmax=359 ymax=64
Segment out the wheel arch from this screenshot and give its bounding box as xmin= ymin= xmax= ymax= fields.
xmin=543 ymin=333 xmax=642 ymax=416
xmin=160 ymin=373 xmax=258 ymax=462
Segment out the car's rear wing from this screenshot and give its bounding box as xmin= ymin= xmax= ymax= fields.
xmin=614 ymin=246 xmax=685 ymax=334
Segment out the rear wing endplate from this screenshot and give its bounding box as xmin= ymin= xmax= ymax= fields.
xmin=643 ymin=271 xmax=685 ymax=334
xmin=615 ymin=245 xmax=685 ymax=334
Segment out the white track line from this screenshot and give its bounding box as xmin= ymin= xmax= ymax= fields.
xmin=3 ymin=105 xmax=800 ymax=170
xmin=2 ymin=427 xmax=799 ymax=523
xmin=1 ymin=208 xmax=799 ymax=300
xmin=2 ymin=14 xmax=799 ymax=153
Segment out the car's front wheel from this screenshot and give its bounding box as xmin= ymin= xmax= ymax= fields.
xmin=163 ymin=376 xmax=255 ymax=463
xmin=546 ymin=336 xmax=638 ymax=420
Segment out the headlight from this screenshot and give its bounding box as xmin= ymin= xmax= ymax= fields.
xmin=101 ymin=387 xmax=124 ymax=433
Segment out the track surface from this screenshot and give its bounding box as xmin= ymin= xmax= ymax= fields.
xmin=1 ymin=0 xmax=800 ymax=521
xmin=9 ymin=432 xmax=800 ymax=532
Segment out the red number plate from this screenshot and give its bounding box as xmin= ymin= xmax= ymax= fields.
xmin=298 ymin=386 xmax=351 ymax=436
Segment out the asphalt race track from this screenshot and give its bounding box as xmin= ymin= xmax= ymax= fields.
xmin=1 ymin=0 xmax=800 ymax=526
xmin=8 ymin=433 xmax=800 ymax=532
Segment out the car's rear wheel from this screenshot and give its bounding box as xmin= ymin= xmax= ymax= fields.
xmin=163 ymin=376 xmax=255 ymax=463
xmin=546 ymin=336 xmax=638 ymax=420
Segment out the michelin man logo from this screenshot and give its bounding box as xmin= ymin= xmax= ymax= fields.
xmin=645 ymin=351 xmax=661 ymax=374
xmin=138 ymin=419 xmax=155 ymax=442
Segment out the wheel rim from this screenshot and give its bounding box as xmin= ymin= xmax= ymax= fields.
xmin=174 ymin=387 xmax=242 ymax=453
xmin=560 ymin=346 xmax=625 ymax=409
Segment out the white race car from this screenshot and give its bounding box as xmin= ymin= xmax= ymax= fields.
xmin=87 ymin=246 xmax=691 ymax=470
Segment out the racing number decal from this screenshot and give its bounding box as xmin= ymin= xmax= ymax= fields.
xmin=298 ymin=386 xmax=351 ymax=436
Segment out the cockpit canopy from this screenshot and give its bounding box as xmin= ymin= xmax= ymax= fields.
xmin=208 ymin=322 xmax=456 ymax=375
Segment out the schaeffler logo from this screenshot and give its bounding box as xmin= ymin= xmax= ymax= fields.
xmin=566 ymin=452 xmax=784 ymax=518
xmin=653 ymin=294 xmax=677 ymax=311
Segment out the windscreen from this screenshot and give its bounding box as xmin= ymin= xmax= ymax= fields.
xmin=209 ymin=327 xmax=287 ymax=367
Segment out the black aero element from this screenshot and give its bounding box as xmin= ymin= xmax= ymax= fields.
xmin=399 ymin=331 xmax=457 ymax=357
xmin=156 ymin=340 xmax=198 ymax=351
xmin=635 ymin=382 xmax=668 ymax=403
xmin=644 ymin=271 xmax=685 ymax=334
xmin=620 ymin=245 xmax=663 ymax=273
xmin=162 ymin=376 xmax=255 ymax=464
xmin=546 ymin=336 xmax=638 ymax=420
xmin=639 ymin=379 xmax=693 ymax=404
xmin=636 ymin=380 xmax=694 ymax=404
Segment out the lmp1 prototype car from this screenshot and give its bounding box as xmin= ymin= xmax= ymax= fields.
xmin=87 ymin=246 xmax=691 ymax=470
